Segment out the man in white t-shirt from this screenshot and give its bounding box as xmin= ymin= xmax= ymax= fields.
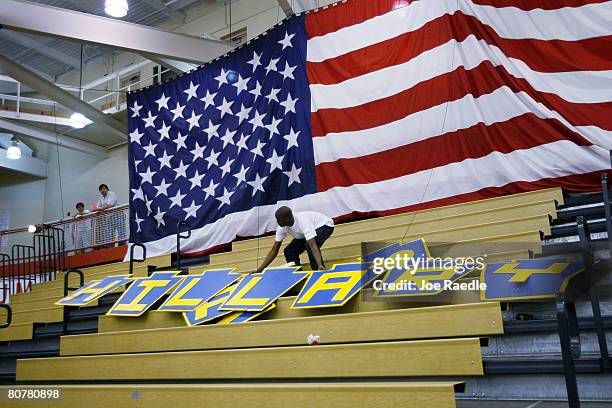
xmin=95 ymin=183 xmax=126 ymax=247
xmin=255 ymin=206 xmax=334 ymax=273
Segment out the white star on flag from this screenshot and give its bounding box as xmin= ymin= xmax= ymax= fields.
xmin=155 ymin=93 xmax=171 ymax=110
xmin=144 ymin=196 xmax=154 ymax=214
xmin=251 ymin=140 xmax=265 ymax=157
xmin=218 ymin=98 xmax=234 ymax=119
xmin=216 ymin=187 xmax=234 ymax=207
xmin=266 ymin=149 xmax=284 ymax=171
xmin=265 ymin=88 xmax=280 ymax=103
xmin=205 ymin=148 xmax=221 ymax=168
xmin=265 ymin=57 xmax=279 ymax=75
xmin=247 ymin=51 xmax=262 ymax=71
xmin=188 ymin=170 xmax=205 ymax=189
xmin=247 ymin=173 xmax=267 ymax=196
xmin=174 ymin=160 xmax=188 ymax=178
xmin=266 ymin=117 xmax=282 ymax=136
xmin=193 ymin=142 xmax=206 ymax=159
xmin=249 ymin=81 xmax=262 ymax=98
xmin=219 ymin=157 xmax=234 ymax=177
xmin=141 ymin=167 xmax=155 ymax=184
xmin=284 ymin=128 xmax=300 ymax=149
xmin=186 ymin=111 xmax=202 ymax=131
xmin=143 ymin=112 xmax=157 ymax=128
xmin=235 ymin=134 xmax=249 ymax=152
xmin=280 ymin=94 xmax=299 ymax=114
xmin=249 ymin=111 xmax=266 ymax=131
xmin=203 ymin=179 xmax=218 ymax=199
xmin=130 ymin=101 xmax=142 ymax=117
xmin=158 ymin=151 xmax=173 ymax=169
xmin=170 ymin=103 xmax=185 ymax=121
xmin=158 ymin=122 xmax=171 ymax=140
xmin=200 ymin=90 xmax=217 ymax=109
xmin=154 ymin=210 xmax=166 ymax=227
xmin=184 ymin=201 xmax=202 ymax=219
xmin=235 ymin=104 xmax=252 ymax=124
xmin=184 ymin=81 xmax=200 ymax=101
xmin=175 ymin=132 xmax=188 ymax=150
xmin=154 ymin=179 xmax=171 ymax=196
xmin=284 ymin=163 xmax=302 ymax=186
xmin=131 ymin=187 xmax=145 ymax=201
xmin=134 ymin=215 xmax=144 ymax=232
xmin=169 ymin=190 xmax=186 ymax=208
xmin=234 ymin=165 xmax=248 ymax=184
xmin=129 ymin=129 xmax=144 ymax=144
xmin=142 ymin=142 xmax=157 ymax=158
xmin=280 ymin=62 xmax=296 ymax=81
xmin=278 ymin=31 xmax=295 ymax=50
xmin=203 ymin=120 xmax=221 ymax=139
xmin=232 ymin=74 xmax=250 ymax=94
xmin=220 ymin=129 xmax=237 ymax=148
xmin=215 ymin=68 xmax=230 ymax=86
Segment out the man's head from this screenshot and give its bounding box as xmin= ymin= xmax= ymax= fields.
xmin=76 ymin=202 xmax=85 ymax=213
xmin=275 ymin=206 xmax=294 ymax=227
xmin=98 ymin=184 xmax=109 ymax=197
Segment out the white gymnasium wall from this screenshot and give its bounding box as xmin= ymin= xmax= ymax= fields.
xmin=0 ymin=174 xmax=46 ymax=229
xmin=42 ymin=145 xmax=129 ymax=222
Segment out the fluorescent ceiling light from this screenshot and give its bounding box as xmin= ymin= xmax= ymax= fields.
xmin=105 ymin=0 xmax=129 ymax=18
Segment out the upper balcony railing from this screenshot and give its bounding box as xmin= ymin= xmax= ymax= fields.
xmin=0 ymin=60 xmax=172 ymax=124
xmin=0 ymin=204 xmax=129 ymax=256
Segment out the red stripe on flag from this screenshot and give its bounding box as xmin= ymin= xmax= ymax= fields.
xmin=315 ymin=114 xmax=593 ymax=192
xmin=307 ymin=12 xmax=612 ymax=85
xmin=306 ymin=0 xmax=402 ymax=39
xmin=471 ymin=0 xmax=609 ymax=10
xmin=311 ymin=61 xmax=612 ymax=138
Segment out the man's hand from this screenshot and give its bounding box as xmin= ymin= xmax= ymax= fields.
xmin=255 ymin=241 xmax=282 ymax=274
xmin=307 ymin=238 xmax=326 ymax=270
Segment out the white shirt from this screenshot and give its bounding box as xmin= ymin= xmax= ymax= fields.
xmin=275 ymin=211 xmax=334 ymax=242
xmin=97 ymin=191 xmax=118 ymax=209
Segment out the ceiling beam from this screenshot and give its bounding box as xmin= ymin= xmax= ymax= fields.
xmin=0 ymin=0 xmax=235 ymax=64
xmin=141 ymin=53 xmax=198 ymax=74
xmin=141 ymin=0 xmax=186 ymax=24
xmin=0 ymin=53 xmax=128 ymax=140
xmin=0 ymin=118 xmax=108 ymax=157
xmin=277 ymin=0 xmax=294 ymax=16
xmin=0 ymin=29 xmax=82 ymax=69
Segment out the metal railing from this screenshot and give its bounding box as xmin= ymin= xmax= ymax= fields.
xmin=0 ymin=205 xmax=129 ymax=303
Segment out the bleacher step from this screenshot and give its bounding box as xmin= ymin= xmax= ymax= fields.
xmin=61 ymin=302 xmax=502 ymax=356
xmin=0 ymin=382 xmax=465 ymax=408
xmin=17 ymin=338 xmax=484 ymax=381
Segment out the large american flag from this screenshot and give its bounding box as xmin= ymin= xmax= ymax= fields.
xmin=127 ymin=0 xmax=612 ymax=258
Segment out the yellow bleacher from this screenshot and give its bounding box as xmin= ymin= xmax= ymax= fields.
xmin=0 ymin=254 xmax=171 ymax=342
xmin=0 ymin=188 xmax=564 ymax=407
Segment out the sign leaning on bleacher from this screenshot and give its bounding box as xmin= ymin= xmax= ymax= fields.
xmin=56 ymin=239 xmax=586 ymax=325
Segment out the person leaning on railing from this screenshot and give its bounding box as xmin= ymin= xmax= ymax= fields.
xmin=72 ymin=202 xmax=92 ymax=254
xmin=95 ymin=184 xmax=126 ymax=248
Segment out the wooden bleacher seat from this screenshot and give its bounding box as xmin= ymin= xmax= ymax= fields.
xmin=0 ymin=255 xmax=171 ymax=342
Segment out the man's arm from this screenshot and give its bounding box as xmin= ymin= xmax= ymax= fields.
xmin=254 ymin=241 xmax=282 ymax=274
xmin=307 ymin=238 xmax=326 ymax=270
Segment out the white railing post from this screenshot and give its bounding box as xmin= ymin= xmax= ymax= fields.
xmin=16 ymin=82 xmax=21 ymax=116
